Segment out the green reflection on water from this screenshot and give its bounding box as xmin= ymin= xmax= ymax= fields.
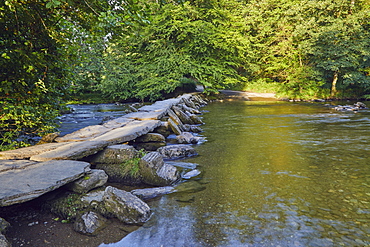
xmin=186 ymin=101 xmax=370 ymax=246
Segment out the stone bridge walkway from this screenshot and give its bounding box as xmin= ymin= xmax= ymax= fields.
xmin=0 ymin=94 xmax=202 ymax=207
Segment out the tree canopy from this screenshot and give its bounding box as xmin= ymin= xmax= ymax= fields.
xmin=1 ymin=0 xmax=370 ymax=149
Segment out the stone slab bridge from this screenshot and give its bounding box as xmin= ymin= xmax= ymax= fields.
xmin=0 ymin=94 xmax=205 ymax=207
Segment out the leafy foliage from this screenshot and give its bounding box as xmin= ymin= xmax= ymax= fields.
xmin=100 ymin=0 xmax=251 ymax=101
xmin=1 ymin=0 xmax=370 ymax=149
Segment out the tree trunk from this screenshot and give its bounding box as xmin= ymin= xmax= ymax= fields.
xmin=331 ymin=71 xmax=338 ymax=97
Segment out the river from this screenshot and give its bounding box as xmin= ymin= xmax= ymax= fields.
xmin=4 ymin=100 xmax=370 ymax=246
xmin=102 ymin=100 xmax=370 ymax=247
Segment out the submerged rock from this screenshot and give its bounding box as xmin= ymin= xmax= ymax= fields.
xmin=101 ymin=186 xmax=151 ymax=224
xmin=131 ymin=186 xmax=175 ymax=201
xmin=157 ymin=145 xmax=198 ymax=160
xmin=182 ymin=169 xmax=201 ymax=179
xmin=73 ymin=211 xmax=107 ymax=236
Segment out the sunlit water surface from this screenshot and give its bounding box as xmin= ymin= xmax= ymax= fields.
xmin=101 ymin=101 xmax=370 ymax=247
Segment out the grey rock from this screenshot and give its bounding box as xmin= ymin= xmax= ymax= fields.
xmin=81 ymin=190 xmax=105 ymax=204
xmin=0 ymin=142 xmax=70 ymax=160
xmin=135 ymin=133 xmax=165 ymax=143
xmin=172 ymin=106 xmax=194 ymax=124
xmin=168 ymin=118 xmax=182 ymax=135
xmin=89 ymin=144 xmax=137 ymax=164
xmin=55 ymin=125 xmax=112 ymax=142
xmin=125 ymin=110 xmax=167 ymax=120
xmin=95 ymin=163 xmax=143 ymax=185
xmin=135 ymin=142 xmax=166 ymax=151
xmin=101 ymin=186 xmax=151 ymax=224
xmin=176 ymin=132 xmax=203 ymax=144
xmin=153 ymin=122 xmax=171 ymax=137
xmin=0 ymin=160 xmax=90 ymax=206
xmin=0 ymin=233 xmax=10 ymax=247
xmin=165 ymin=161 xmax=198 ymax=169
xmin=189 ymin=114 xmax=204 ymax=125
xmin=131 ymin=186 xmax=175 ymax=201
xmin=167 ymin=109 xmax=184 ymax=127
xmin=0 ymin=218 xmax=10 ymax=233
xmin=183 ymin=125 xmax=203 ymax=133
xmin=73 ymin=211 xmax=107 ymax=235
xmin=182 ymin=97 xmax=198 ymax=109
xmin=138 ymin=98 xmax=182 ymax=112
xmin=102 ymin=117 xmax=134 ymax=129
xmin=182 ymin=169 xmax=201 ymax=179
xmin=91 ymin=120 xmax=161 ymax=145
xmin=139 ymin=152 xmax=180 ymax=186
xmin=179 ymin=103 xmax=201 ymax=114
xmin=67 ymin=169 xmax=108 ymax=194
xmin=30 ymin=141 xmax=109 ymax=161
xmin=157 ymin=145 xmax=198 ymax=160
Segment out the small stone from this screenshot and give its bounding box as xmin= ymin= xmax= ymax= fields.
xmin=73 ymin=211 xmax=107 ymax=236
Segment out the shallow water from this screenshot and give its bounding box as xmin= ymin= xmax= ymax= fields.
xmin=101 ymin=101 xmax=370 ymax=247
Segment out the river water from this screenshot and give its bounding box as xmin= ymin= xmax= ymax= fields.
xmin=101 ymin=100 xmax=370 ymax=247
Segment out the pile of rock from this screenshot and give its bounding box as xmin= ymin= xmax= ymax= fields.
xmin=0 ymin=93 xmax=207 ymax=241
xmin=332 ymin=102 xmax=368 ymax=112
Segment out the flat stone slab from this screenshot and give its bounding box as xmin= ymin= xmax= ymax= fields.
xmin=0 ymin=142 xmax=71 ymax=160
xmin=102 ymin=117 xmax=134 ymax=129
xmin=138 ymin=98 xmax=182 ymax=112
xmin=0 ymin=160 xmax=91 ymax=206
xmin=125 ymin=110 xmax=168 ymax=120
xmin=0 ymin=160 xmax=37 ymax=172
xmin=91 ymin=120 xmax=161 ymax=144
xmin=30 ymin=141 xmax=109 ymax=161
xmin=55 ymin=125 xmax=112 ymax=142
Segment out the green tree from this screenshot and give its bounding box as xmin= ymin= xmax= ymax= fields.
xmin=100 ymin=0 xmax=252 ymax=101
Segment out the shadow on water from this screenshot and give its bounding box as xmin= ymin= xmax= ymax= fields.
xmin=101 ymin=101 xmax=370 ymax=247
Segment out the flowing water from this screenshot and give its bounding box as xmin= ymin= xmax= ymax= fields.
xmin=101 ymin=101 xmax=370 ymax=247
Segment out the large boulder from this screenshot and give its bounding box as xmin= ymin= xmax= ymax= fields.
xmin=101 ymin=186 xmax=151 ymax=224
xmin=157 ymin=145 xmax=198 ymax=160
xmin=139 ymin=152 xmax=180 ymax=186
xmin=88 ymin=144 xmax=137 ymax=164
xmin=73 ymin=211 xmax=107 ymax=236
xmin=95 ymin=162 xmax=143 ymax=185
xmin=66 ymin=169 xmax=108 ymax=194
